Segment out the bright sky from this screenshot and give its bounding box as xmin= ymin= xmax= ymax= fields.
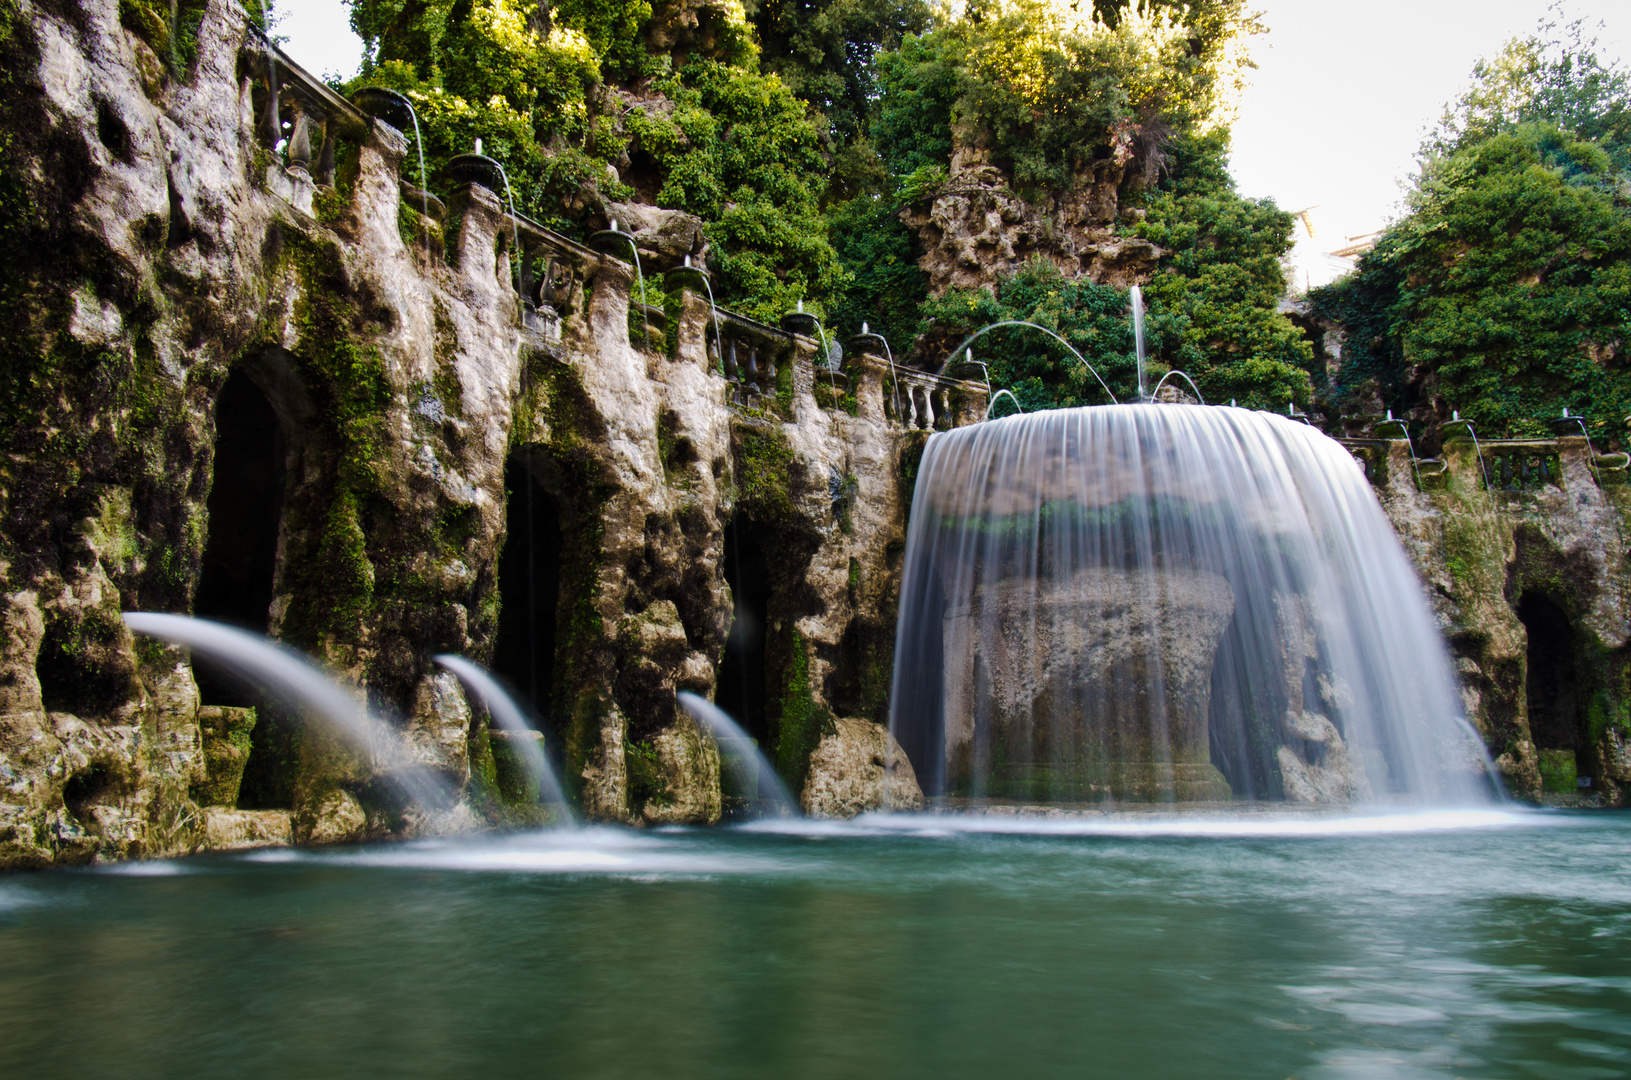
xmin=1229 ymin=0 xmax=1629 ymax=242
xmin=274 ymin=0 xmax=1629 ymax=244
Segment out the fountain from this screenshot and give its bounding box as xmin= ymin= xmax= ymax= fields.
xmin=889 ymin=404 xmax=1496 ymax=804
xmin=121 ymin=614 xmax=456 ymax=810
xmin=677 ymin=692 xmax=797 ymax=818
xmin=891 ymin=287 xmax=1493 ymax=806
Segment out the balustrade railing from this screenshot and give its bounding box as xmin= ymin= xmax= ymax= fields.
xmin=1476 ymin=439 xmax=1563 ymax=492
xmin=242 ymin=30 xmax=369 ymax=190
xmin=240 ymin=15 xmax=982 ymax=430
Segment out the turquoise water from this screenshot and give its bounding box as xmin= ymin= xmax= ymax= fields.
xmin=2 ymin=810 xmax=1628 ymax=1078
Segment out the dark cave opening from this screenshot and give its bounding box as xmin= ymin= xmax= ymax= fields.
xmin=717 ymin=517 xmax=772 ymax=746
xmin=194 ymin=369 xmax=285 ymax=706
xmin=1518 ymin=592 xmax=1581 ymax=753
xmin=63 ymin=763 xmax=117 ymax=826
xmin=492 ymin=455 xmax=564 ymax=724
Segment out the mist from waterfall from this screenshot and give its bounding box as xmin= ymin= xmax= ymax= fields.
xmin=889 ymin=405 xmax=1495 ymax=806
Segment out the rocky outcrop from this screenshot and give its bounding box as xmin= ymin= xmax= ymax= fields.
xmin=1345 ymin=426 xmax=1631 ymax=804
xmin=801 ymin=716 xmax=924 ymax=817
xmin=901 ymin=142 xmax=1161 ymax=297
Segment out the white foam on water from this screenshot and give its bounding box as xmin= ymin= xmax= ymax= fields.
xmin=93 ymin=860 xmax=194 ymax=876
xmin=240 ymin=826 xmax=782 ymax=877
xmin=743 ymin=807 xmax=1556 ymax=839
xmin=0 ymin=884 xmax=44 ymax=912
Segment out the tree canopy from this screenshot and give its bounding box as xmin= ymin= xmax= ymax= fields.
xmin=338 ymin=0 xmax=1311 ymax=402
xmin=1313 ymin=10 xmax=1631 ymax=441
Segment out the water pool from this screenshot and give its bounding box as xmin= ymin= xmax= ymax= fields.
xmin=2 ymin=809 xmax=1627 ymax=1078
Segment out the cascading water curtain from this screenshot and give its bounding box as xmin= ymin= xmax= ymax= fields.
xmin=889 ymin=405 xmax=1495 ymax=807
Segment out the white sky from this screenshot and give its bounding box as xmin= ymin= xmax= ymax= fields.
xmin=1229 ymin=0 xmax=1629 ymax=242
xmin=274 ymin=0 xmax=1629 ymax=243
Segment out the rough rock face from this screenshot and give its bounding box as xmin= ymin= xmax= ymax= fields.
xmin=941 ymin=567 xmax=1235 ymax=799
xmin=801 ymin=716 xmax=924 ymax=817
xmin=1345 ymin=428 xmax=1631 ymax=803
xmin=0 ymin=0 xmax=986 ymax=868
xmin=901 ymin=142 xmax=1161 ymax=297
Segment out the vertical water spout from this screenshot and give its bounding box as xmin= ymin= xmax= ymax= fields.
xmin=1131 ymin=285 xmax=1147 ymax=402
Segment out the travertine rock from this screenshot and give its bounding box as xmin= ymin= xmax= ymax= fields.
xmin=295 ymin=789 xmax=367 ymax=846
xmin=901 ymin=142 xmax=1161 ymax=298
xmin=801 ymin=716 xmax=924 ymax=817
xmin=200 ymin=807 xmax=293 ymax=851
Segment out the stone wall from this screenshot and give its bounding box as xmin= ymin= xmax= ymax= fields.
xmin=1340 ymin=425 xmax=1631 ymax=804
xmin=0 ymin=0 xmax=972 ymax=867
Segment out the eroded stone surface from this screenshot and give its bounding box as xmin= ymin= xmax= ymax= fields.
xmin=802 ymin=716 xmax=924 ymax=818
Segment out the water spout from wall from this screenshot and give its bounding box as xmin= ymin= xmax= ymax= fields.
xmin=432 ymin=654 xmax=573 ymax=821
xmin=122 ymin=614 xmax=456 ymax=810
xmin=677 ymin=692 xmax=797 ymax=818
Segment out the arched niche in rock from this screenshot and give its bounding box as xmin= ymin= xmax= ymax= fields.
xmin=1517 ymin=591 xmax=1583 ymax=759
xmin=493 ymin=448 xmax=566 ymax=724
xmin=194 ymin=349 xmax=312 ymax=809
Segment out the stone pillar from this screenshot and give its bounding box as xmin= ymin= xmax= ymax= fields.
xmin=842 ymin=350 xmax=891 ymax=423
xmin=445 ymin=182 xmax=508 ymax=292
xmin=354 ymin=119 xmax=407 ymax=255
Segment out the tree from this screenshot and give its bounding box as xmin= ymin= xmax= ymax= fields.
xmin=1313 ymin=10 xmax=1631 ymax=440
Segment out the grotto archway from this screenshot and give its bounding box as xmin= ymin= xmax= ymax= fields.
xmin=717 ymin=516 xmax=772 ymax=747
xmin=1518 ymin=591 xmax=1583 ymax=788
xmin=193 ymin=367 xmax=287 ymax=703
xmin=493 ymin=452 xmax=564 ymax=723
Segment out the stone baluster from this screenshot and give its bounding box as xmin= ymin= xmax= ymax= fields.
xmin=725 ymin=339 xmax=740 ymax=383
xmin=260 ymin=56 xmax=282 ymax=147
xmin=315 ymin=117 xmax=336 ymax=186
xmin=746 ymin=348 xmax=761 ymax=394
xmin=913 ymin=385 xmax=932 ymax=429
xmin=286 ymin=101 xmax=313 ymax=175
xmin=934 ymin=389 xmax=952 ymax=431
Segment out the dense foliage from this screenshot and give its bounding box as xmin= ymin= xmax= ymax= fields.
xmin=861 ymin=1 xmax=1308 ymax=408
xmin=349 ymin=0 xmax=834 ymax=321
xmin=340 ymin=0 xmax=1306 ymax=398
xmin=1312 ymin=14 xmax=1631 ymax=440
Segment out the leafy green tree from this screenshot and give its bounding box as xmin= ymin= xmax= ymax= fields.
xmin=1424 ymin=6 xmax=1631 ymax=171
xmin=349 ymin=0 xmax=842 ymax=321
xmin=1129 ymin=131 xmax=1312 ymax=408
xmin=1313 ymin=12 xmax=1631 ymax=440
xmin=914 ymin=136 xmax=1310 ymax=413
xmin=842 ymin=3 xmax=1305 ymax=409
xmin=916 ymin=259 xmax=1138 ymax=410
xmin=1320 ymin=124 xmax=1631 ymax=439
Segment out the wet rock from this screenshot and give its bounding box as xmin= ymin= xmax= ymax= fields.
xmin=406 ymin=671 xmax=472 ymax=788
xmin=194 ymin=706 xmax=257 ymax=807
xmin=294 ymin=789 xmax=367 ymax=846
xmin=199 ymin=807 xmax=293 ymax=851
xmin=638 ymin=712 xmax=722 ymax=825
xmin=801 ymin=716 xmax=924 ymax=818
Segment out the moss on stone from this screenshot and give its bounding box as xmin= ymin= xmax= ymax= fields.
xmin=731 ymin=423 xmax=797 ymax=524
xmin=772 ymin=627 xmax=834 ymax=792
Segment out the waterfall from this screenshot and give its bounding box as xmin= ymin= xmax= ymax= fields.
xmin=888 ymin=405 xmax=1495 ymax=806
